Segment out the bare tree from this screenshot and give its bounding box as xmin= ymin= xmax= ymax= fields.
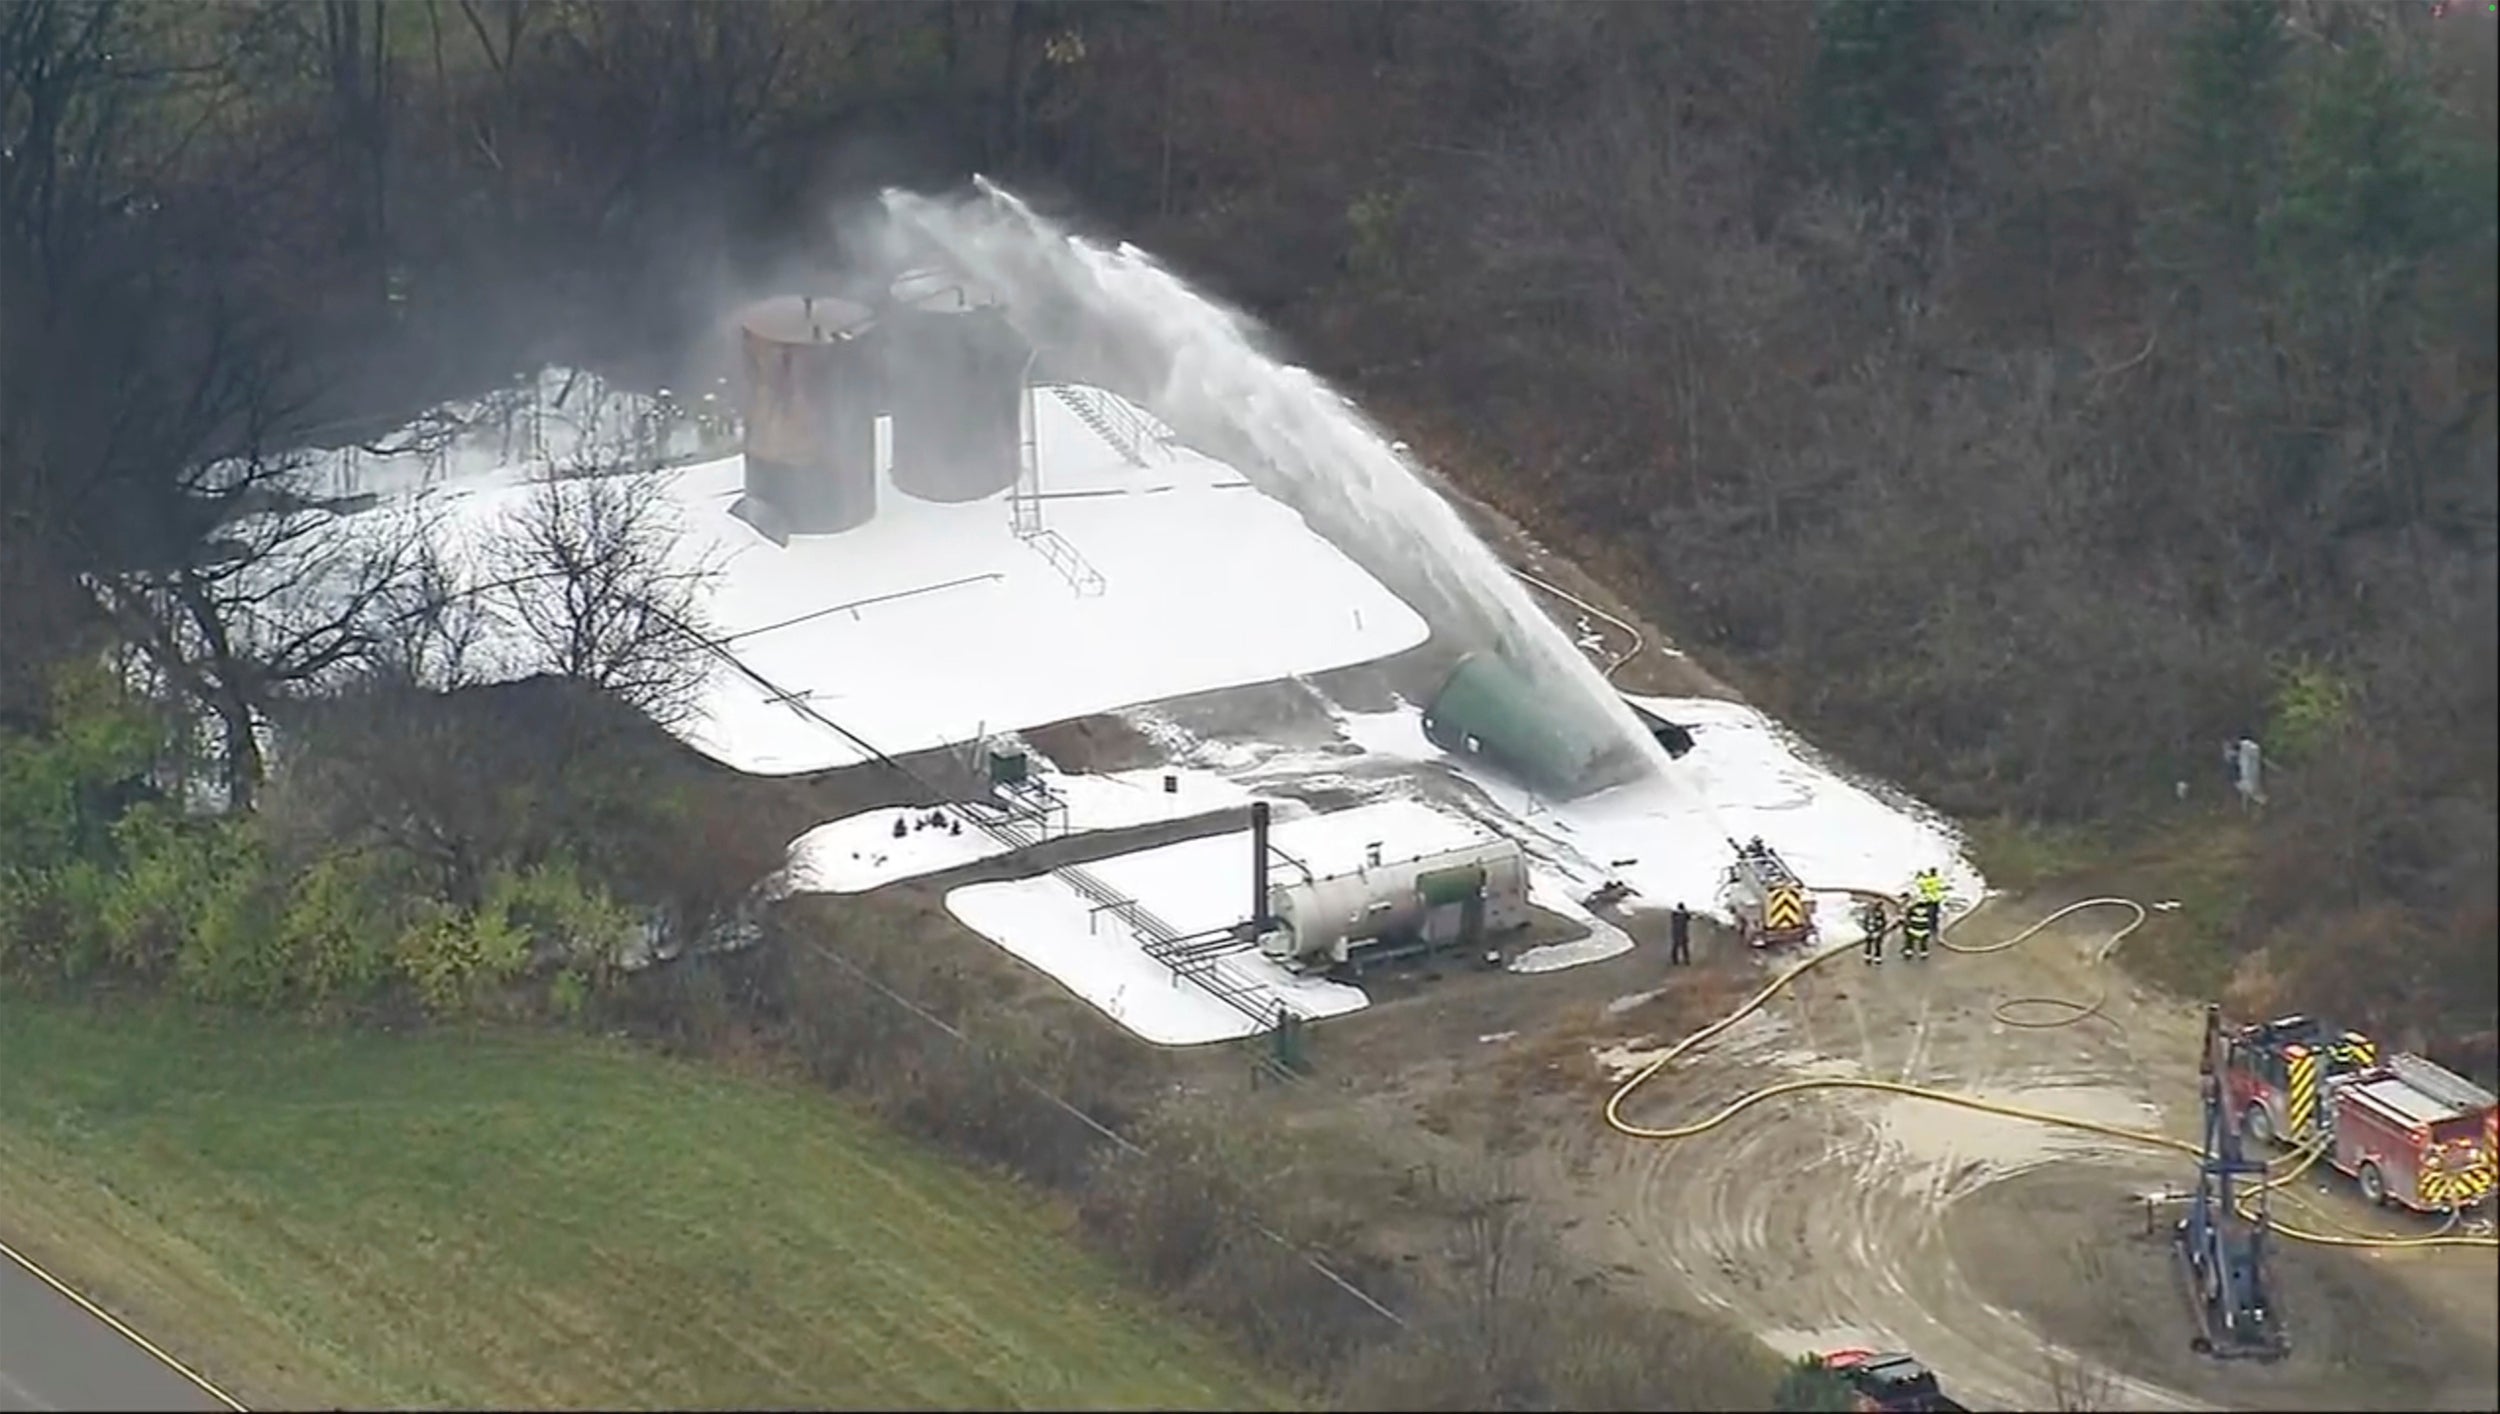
xmin=370 ymin=535 xmax=498 ymax=692
xmin=487 ymin=465 xmax=719 ymax=728
xmin=87 ymin=474 xmax=435 ymax=812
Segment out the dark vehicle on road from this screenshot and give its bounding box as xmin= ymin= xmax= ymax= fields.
xmin=1815 ymin=1349 xmax=1969 ymax=1413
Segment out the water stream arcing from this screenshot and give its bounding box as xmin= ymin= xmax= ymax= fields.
xmin=876 ymin=179 xmax=1675 ymax=798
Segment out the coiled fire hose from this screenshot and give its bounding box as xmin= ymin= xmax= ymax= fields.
xmin=1602 ymin=895 xmax=2499 ymax=1251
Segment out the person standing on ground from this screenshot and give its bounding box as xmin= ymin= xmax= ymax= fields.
xmin=1903 ymin=895 xmax=1938 ymax=962
xmin=2234 ymin=736 xmax=2266 ymax=813
xmin=1915 ymin=867 xmax=1947 ymax=907
xmin=1668 ymin=903 xmax=1692 ymax=966
xmin=1858 ymin=896 xmax=1888 ymax=966
xmin=1910 ymin=868 xmax=1949 ymax=961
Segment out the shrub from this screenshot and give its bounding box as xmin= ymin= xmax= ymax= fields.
xmin=484 ymin=855 xmax=640 ymax=987
xmin=2265 ymin=656 xmax=2355 ymax=766
xmin=0 ymin=661 xmax=163 ymax=876
xmin=393 ymin=896 xmax=530 ymax=1016
xmin=0 ymin=859 xmax=115 ymax=980
xmin=103 ymin=807 xmax=262 ymax=982
xmin=276 ymin=848 xmax=409 ymax=1010
xmin=1770 ymin=1354 xmax=1856 ymax=1412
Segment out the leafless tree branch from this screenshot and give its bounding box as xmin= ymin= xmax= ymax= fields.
xmin=486 ymin=462 xmax=719 ymax=728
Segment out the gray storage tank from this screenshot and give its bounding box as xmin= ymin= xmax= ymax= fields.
xmin=1261 ymin=836 xmax=1530 ymax=972
xmin=737 ymin=294 xmax=879 ymax=534
xmin=882 ymin=269 xmax=1027 ymax=503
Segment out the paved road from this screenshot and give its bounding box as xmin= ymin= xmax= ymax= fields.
xmin=0 ymin=1242 xmax=229 ymax=1412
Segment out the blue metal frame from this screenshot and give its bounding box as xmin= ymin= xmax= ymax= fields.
xmin=2174 ymin=1003 xmax=2289 ymax=1361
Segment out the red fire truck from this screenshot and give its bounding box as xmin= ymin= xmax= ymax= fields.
xmin=2224 ymin=1014 xmax=2499 ymax=1214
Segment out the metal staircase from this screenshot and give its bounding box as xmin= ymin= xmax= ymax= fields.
xmin=1048 ymin=384 xmax=1168 ymax=468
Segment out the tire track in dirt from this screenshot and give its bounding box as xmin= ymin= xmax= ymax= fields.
xmin=1606 ymin=926 xmax=2215 ymax=1413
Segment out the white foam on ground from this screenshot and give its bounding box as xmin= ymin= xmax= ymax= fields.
xmin=307 ymin=381 xmax=1427 ymax=776
xmin=1510 ymin=869 xmax=1635 ymax=973
xmin=267 ymin=367 xmax=728 ymax=501
xmin=944 ymin=798 xmax=1507 ymax=1044
xmin=781 ymin=659 xmax=1978 ymax=1036
xmin=279 ymin=363 xmax=1983 ymax=1029
xmin=1290 ymin=697 xmax=1981 ymax=923
xmin=786 ymin=765 xmax=1261 ymax=893
xmin=1329 ymin=701 xmax=1442 ymax=760
xmin=1593 ymin=1040 xmax=1671 ymax=1081
xmin=942 ymin=875 xmax=1365 ymax=1045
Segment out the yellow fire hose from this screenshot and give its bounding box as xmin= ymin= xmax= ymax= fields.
xmin=1603 ymin=895 xmax=2498 ymax=1252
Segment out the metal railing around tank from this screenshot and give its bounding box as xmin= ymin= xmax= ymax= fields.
xmin=295 ymin=376 xmax=744 ymax=502
xmin=1021 ymin=525 xmax=1106 ymax=598
xmin=1045 ymin=383 xmax=1172 ymax=468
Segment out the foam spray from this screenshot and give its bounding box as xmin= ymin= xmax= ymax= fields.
xmin=875 ymin=179 xmax=1677 ymax=798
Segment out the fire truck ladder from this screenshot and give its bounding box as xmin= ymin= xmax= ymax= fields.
xmin=2175 ymin=1003 xmax=2290 ymax=1362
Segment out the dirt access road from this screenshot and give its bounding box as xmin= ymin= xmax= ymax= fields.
xmin=882 ymin=472 xmax=2497 ymax=1411
xmin=1594 ymin=895 xmax=2497 ymax=1411
xmin=1267 ymin=891 xmax=2496 ymax=1414
xmin=1406 ymin=465 xmax=2500 ymax=1411
xmin=885 ymin=687 xmax=2500 ymax=1411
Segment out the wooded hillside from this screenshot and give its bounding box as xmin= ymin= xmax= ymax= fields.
xmin=4 ymin=0 xmax=2493 ymax=1058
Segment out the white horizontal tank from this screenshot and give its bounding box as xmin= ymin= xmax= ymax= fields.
xmin=1264 ymin=836 xmax=1530 ymax=970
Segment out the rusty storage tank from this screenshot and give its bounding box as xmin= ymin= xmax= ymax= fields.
xmin=736 ymin=295 xmax=879 ymax=534
xmin=882 ymin=269 xmax=1027 ymax=503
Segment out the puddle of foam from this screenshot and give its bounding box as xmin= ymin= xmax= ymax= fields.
xmin=1593 ymin=1040 xmax=1669 ymax=1080
xmin=1874 ymin=1083 xmax=2153 ymax=1177
xmin=1700 ymin=1007 xmax=1791 ymax=1059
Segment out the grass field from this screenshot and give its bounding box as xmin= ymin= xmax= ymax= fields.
xmin=0 ymin=993 xmax=1286 ymax=1410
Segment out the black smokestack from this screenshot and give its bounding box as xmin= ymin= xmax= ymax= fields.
xmin=1250 ymin=800 xmax=1272 ymax=933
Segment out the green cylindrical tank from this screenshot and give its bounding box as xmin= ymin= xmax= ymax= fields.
xmin=1421 ymin=652 xmax=1632 ymax=799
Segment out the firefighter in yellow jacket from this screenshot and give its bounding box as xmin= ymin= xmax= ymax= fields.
xmin=1901 ymin=868 xmax=1945 ymax=961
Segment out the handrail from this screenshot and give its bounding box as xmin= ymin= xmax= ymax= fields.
xmin=1047 ymin=383 xmax=1170 ymax=467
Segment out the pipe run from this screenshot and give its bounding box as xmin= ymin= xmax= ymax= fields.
xmin=1250 ymin=801 xmax=1273 ymax=937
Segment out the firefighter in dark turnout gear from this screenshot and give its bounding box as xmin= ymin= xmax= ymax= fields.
xmin=1668 ymin=903 xmax=1692 ymax=966
xmin=1901 ymin=896 xmax=1940 ymax=961
xmin=1858 ymin=897 xmax=1888 ymax=965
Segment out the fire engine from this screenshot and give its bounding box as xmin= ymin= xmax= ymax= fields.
xmin=2224 ymin=1014 xmax=2499 ymax=1214
xmin=1721 ymin=836 xmax=1816 ymax=949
